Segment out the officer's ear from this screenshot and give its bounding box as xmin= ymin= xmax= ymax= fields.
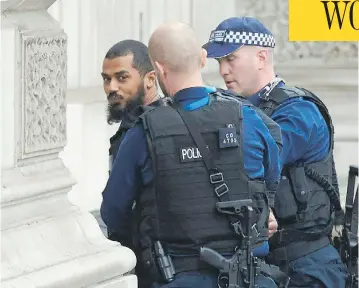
xmin=144 ymin=70 xmax=156 ymax=89
xmin=154 ymin=61 xmax=166 ymax=79
xmin=200 ymin=48 xmax=207 ymax=69
xmin=256 ymin=48 xmax=268 ymax=70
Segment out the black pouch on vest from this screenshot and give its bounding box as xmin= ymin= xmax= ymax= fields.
xmin=288 ymin=166 xmax=310 ymax=221
xmin=275 ymin=166 xmax=310 ymax=221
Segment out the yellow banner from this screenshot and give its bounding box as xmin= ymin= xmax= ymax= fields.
xmin=289 ymin=0 xmax=359 ymax=41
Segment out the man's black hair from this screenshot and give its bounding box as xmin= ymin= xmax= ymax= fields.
xmin=105 ymin=40 xmax=153 ymax=77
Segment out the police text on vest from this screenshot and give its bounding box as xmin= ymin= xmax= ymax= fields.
xmin=180 ymin=147 xmax=203 ymax=163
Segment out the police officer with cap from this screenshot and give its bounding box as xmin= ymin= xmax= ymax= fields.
xmin=101 ymin=21 xmax=286 ymax=288
xmin=203 ymin=16 xmax=348 ymax=288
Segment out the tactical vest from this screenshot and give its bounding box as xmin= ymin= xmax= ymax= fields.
xmin=258 ymin=86 xmax=341 ymax=242
xmin=212 ymin=88 xmax=283 ymax=153
xmin=211 ymin=88 xmax=283 ymax=207
xmin=137 ymin=97 xmax=270 ymax=277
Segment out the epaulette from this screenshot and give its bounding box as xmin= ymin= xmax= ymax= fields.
xmin=211 ymin=87 xmax=252 ymax=107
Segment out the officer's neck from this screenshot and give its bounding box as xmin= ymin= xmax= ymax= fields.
xmin=168 ymin=72 xmax=204 ymax=97
xmin=143 ymin=87 xmax=159 ymax=106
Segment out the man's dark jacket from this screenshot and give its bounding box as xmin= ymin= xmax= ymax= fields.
xmin=109 ymin=98 xmax=167 ymax=168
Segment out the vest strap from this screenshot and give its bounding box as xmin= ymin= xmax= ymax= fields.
xmin=269 ymin=223 xmax=333 ymax=248
xmin=267 ymin=236 xmax=330 ymax=267
xmin=171 ymin=103 xmax=232 ymax=202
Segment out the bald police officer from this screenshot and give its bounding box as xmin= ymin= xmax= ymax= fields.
xmin=101 ymin=21 xmax=285 ymax=287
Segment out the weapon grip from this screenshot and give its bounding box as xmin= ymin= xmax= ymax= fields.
xmin=200 ymin=247 xmax=227 ymax=272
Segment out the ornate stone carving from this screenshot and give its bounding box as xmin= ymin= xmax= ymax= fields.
xmin=236 ymin=0 xmax=358 ymax=62
xmin=22 ymin=34 xmax=67 ymax=157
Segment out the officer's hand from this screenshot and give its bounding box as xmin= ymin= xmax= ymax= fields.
xmin=268 ymin=209 xmax=278 ymax=238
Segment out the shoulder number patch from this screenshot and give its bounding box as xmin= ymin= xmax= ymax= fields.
xmin=219 ymin=126 xmax=239 ymax=148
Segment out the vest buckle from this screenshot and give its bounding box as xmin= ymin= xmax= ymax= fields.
xmin=210 ymin=172 xmax=224 ymax=184
xmin=296 ymin=210 xmax=307 ymax=222
xmin=252 ymin=223 xmax=260 ymax=238
xmin=260 ymin=92 xmax=270 ymax=101
xmin=215 ymin=183 xmax=229 ymax=198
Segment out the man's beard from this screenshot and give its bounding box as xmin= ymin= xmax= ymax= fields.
xmin=106 ymin=83 xmax=145 ymax=125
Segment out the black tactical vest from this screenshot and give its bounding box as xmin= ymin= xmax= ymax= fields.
xmin=211 ymin=88 xmax=283 ymax=207
xmin=136 ymin=97 xmax=270 ymax=276
xmin=258 ymin=86 xmax=341 ymax=239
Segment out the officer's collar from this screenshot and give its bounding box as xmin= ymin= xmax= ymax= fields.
xmin=173 ymin=87 xmax=209 ymax=104
xmin=247 ymin=77 xmax=285 ymax=106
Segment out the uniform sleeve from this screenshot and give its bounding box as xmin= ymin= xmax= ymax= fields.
xmin=271 ymin=97 xmax=329 ymax=166
xmin=100 ymin=124 xmax=150 ymax=238
xmin=242 ymin=106 xmax=281 ymax=190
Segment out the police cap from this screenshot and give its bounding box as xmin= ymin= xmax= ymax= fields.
xmin=203 ymin=17 xmax=275 ymax=59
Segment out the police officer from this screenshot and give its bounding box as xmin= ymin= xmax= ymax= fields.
xmin=101 ymin=22 xmax=284 ymax=288
xmin=203 ymin=16 xmax=348 ymax=287
xmin=102 ymin=40 xmax=166 ymax=171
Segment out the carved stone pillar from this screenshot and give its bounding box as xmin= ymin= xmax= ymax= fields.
xmin=1 ymin=1 xmax=137 ymax=287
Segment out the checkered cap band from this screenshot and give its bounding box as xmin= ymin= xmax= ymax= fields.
xmin=209 ymin=30 xmax=275 ymax=48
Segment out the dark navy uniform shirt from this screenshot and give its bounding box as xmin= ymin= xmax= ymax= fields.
xmin=247 ymin=82 xmax=330 ymax=167
xmin=101 ymin=87 xmax=282 ymax=242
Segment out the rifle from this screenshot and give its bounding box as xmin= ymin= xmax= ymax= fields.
xmin=200 ymin=200 xmax=259 ymax=288
xmin=333 ymin=165 xmax=358 ymax=288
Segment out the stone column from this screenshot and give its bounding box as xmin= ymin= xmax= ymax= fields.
xmin=1 ymin=1 xmax=137 ymax=287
